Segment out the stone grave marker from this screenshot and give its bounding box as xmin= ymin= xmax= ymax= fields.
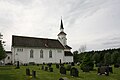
xmin=32 ymin=70 xmax=36 ymax=78
xmin=60 ymin=66 xmax=66 ymax=75
xmin=71 ymin=62 xmax=75 ymax=66
xmin=41 ymin=65 xmax=44 ymax=70
xmin=26 ymin=68 xmax=30 ymax=76
xmin=56 ymin=64 xmax=59 ymax=68
xmin=98 ymin=66 xmax=109 ymax=76
xmin=16 ymin=61 xmax=20 ymax=69
xmin=70 ymin=67 xmax=79 ymax=77
xmin=49 ymin=67 xmax=53 ymax=72
xmin=45 ymin=66 xmax=48 ymax=71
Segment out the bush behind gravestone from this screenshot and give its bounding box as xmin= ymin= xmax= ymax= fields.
xmin=66 ymin=64 xmax=71 ymax=71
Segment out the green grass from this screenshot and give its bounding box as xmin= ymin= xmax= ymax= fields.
xmin=0 ymin=65 xmax=120 ymax=80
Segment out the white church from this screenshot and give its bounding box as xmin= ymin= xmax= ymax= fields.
xmin=10 ymin=19 xmax=73 ymax=64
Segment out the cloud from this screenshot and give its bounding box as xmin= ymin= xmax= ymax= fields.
xmin=0 ymin=0 xmax=120 ymax=51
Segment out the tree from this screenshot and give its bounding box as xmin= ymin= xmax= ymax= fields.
xmin=0 ymin=33 xmax=6 ymax=60
xmin=73 ymin=51 xmax=79 ymax=63
xmin=92 ymin=53 xmax=100 ymax=64
xmin=111 ymin=51 xmax=119 ymax=64
xmin=104 ymin=52 xmax=111 ymax=65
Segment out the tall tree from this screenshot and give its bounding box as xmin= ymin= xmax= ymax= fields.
xmin=111 ymin=51 xmax=119 ymax=64
xmin=0 ymin=33 xmax=6 ymax=60
xmin=104 ymin=52 xmax=111 ymax=65
xmin=92 ymin=53 xmax=100 ymax=64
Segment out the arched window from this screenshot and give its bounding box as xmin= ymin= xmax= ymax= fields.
xmin=49 ymin=50 xmax=52 ymax=58
xmin=40 ymin=49 xmax=43 ymax=58
xmin=30 ymin=49 xmax=34 ymax=58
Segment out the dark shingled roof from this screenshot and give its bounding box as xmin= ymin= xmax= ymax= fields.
xmin=12 ymin=35 xmax=64 ymax=49
xmin=65 ymin=45 xmax=72 ymax=49
xmin=57 ymin=31 xmax=67 ymax=36
xmin=64 ymin=51 xmax=73 ymax=56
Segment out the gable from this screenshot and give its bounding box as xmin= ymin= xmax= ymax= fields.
xmin=12 ymin=35 xmax=64 ymax=49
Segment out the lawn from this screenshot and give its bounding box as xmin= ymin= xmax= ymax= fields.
xmin=0 ymin=64 xmax=120 ymax=80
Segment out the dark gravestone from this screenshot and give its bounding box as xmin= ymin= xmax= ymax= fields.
xmin=70 ymin=68 xmax=79 ymax=77
xmin=60 ymin=63 xmax=64 ymax=67
xmin=16 ymin=61 xmax=20 ymax=69
xmin=26 ymin=68 xmax=30 ymax=76
xmin=56 ymin=64 xmax=59 ymax=68
xmin=60 ymin=59 xmax=61 ymax=65
xmin=98 ymin=66 xmax=109 ymax=76
xmin=66 ymin=64 xmax=71 ymax=71
xmin=47 ymin=63 xmax=52 ymax=67
xmin=32 ymin=70 xmax=36 ymax=78
xmin=71 ymin=62 xmax=75 ymax=66
xmin=60 ymin=66 xmax=66 ymax=75
xmin=37 ymin=64 xmax=39 ymax=66
xmin=49 ymin=67 xmax=53 ymax=72
xmin=41 ymin=65 xmax=44 ymax=70
xmin=45 ymin=66 xmax=48 ymax=71
xmin=43 ymin=62 xmax=45 ymax=65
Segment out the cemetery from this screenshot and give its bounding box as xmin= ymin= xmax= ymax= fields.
xmin=0 ymin=63 xmax=120 ymax=80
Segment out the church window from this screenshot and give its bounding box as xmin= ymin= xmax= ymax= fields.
xmin=30 ymin=49 xmax=34 ymax=58
xmin=49 ymin=50 xmax=52 ymax=58
xmin=17 ymin=48 xmax=23 ymax=52
xmin=40 ymin=49 xmax=43 ymax=58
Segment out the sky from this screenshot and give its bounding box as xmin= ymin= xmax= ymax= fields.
xmin=0 ymin=0 xmax=120 ymax=52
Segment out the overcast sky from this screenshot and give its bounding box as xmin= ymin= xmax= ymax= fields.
xmin=0 ymin=0 xmax=120 ymax=51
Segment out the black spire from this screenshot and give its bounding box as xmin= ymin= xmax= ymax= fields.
xmin=60 ymin=19 xmax=64 ymax=30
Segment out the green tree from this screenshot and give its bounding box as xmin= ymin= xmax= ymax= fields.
xmin=92 ymin=53 xmax=100 ymax=64
xmin=104 ymin=52 xmax=111 ymax=65
xmin=0 ymin=40 xmax=6 ymax=60
xmin=73 ymin=51 xmax=79 ymax=63
xmin=111 ymin=51 xmax=119 ymax=64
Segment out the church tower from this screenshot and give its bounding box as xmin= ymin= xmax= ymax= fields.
xmin=58 ymin=19 xmax=67 ymax=46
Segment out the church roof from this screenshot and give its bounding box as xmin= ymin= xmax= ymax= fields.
xmin=57 ymin=31 xmax=67 ymax=36
xmin=12 ymin=35 xmax=64 ymax=49
xmin=64 ymin=45 xmax=72 ymax=49
xmin=64 ymin=51 xmax=73 ymax=56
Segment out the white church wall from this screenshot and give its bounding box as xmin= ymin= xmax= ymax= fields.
xmin=12 ymin=47 xmax=64 ymax=64
xmin=64 ymin=56 xmax=73 ymax=63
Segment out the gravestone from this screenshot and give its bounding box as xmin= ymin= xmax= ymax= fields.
xmin=71 ymin=62 xmax=75 ymax=66
xmin=70 ymin=67 xmax=79 ymax=77
xmin=26 ymin=68 xmax=30 ymax=76
xmin=47 ymin=63 xmax=52 ymax=67
xmin=16 ymin=61 xmax=20 ymax=69
xmin=45 ymin=66 xmax=48 ymax=71
xmin=60 ymin=66 xmax=66 ymax=75
xmin=41 ymin=65 xmax=44 ymax=70
xmin=59 ymin=78 xmax=64 ymax=80
xmin=56 ymin=64 xmax=59 ymax=68
xmin=32 ymin=70 xmax=36 ymax=78
xmin=49 ymin=67 xmax=53 ymax=72
xmin=98 ymin=66 xmax=109 ymax=76
xmin=37 ymin=64 xmax=39 ymax=66
xmin=43 ymin=62 xmax=45 ymax=65
xmin=60 ymin=59 xmax=61 ymax=65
